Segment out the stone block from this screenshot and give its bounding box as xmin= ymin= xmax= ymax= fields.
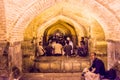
xmin=50 ymin=62 xmax=61 ymax=72
xmin=72 ymin=62 xmax=81 ymax=71
xmin=64 ymin=62 xmax=72 ymax=72
xmin=36 ymin=62 xmax=50 ymax=72
xmin=81 ymin=61 xmax=90 ymax=70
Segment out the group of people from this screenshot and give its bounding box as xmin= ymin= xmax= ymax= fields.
xmin=36 ymin=37 xmax=74 ymax=57
xmin=35 ymin=36 xmax=89 ymax=57
xmin=31 ymin=35 xmax=117 ymax=80
xmin=77 ymin=37 xmax=88 ymax=57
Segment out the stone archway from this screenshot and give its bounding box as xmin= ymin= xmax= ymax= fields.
xmin=36 ymin=15 xmax=86 ymax=46
xmin=38 ymin=20 xmax=79 ymax=45
xmin=6 ymin=0 xmax=120 ymax=76
xmin=41 ymin=20 xmax=78 ymax=47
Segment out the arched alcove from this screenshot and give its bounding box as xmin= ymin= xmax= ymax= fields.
xmin=9 ymin=0 xmax=109 ymax=73
xmin=1 ymin=0 xmax=120 ymax=79
xmin=42 ymin=20 xmax=78 ymax=47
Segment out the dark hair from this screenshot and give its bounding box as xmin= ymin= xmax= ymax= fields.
xmin=81 ymin=37 xmax=84 ymax=39
xmin=66 ymin=40 xmax=69 ymax=44
xmin=91 ymin=52 xmax=96 ymax=56
xmin=39 ymin=42 xmax=42 ymax=45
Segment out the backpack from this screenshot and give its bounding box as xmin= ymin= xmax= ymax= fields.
xmin=105 ymin=68 xmax=116 ymax=79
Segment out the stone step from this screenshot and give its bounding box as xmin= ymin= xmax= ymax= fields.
xmin=24 ymin=56 xmax=90 ymax=73
xmin=20 ymin=73 xmax=84 ymax=80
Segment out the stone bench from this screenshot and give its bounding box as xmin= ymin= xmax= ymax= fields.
xmin=34 ymin=56 xmax=90 ymax=73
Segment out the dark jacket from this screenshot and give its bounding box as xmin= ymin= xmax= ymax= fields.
xmin=64 ymin=44 xmax=72 ymax=56
xmin=89 ymin=58 xmax=105 ymax=76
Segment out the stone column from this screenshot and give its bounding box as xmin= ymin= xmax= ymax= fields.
xmin=107 ymin=40 xmax=115 ymax=70
xmin=107 ymin=40 xmax=120 ymax=69
xmin=8 ymin=41 xmax=22 ymax=80
xmin=9 ymin=42 xmax=22 ymax=71
xmin=0 ymin=41 xmax=9 ymax=79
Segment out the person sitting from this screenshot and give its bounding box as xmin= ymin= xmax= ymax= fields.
xmin=52 ymin=40 xmax=63 ymax=56
xmin=45 ymin=41 xmax=53 ymax=56
xmin=64 ymin=40 xmax=72 ymax=56
xmin=37 ymin=42 xmax=45 ymax=57
xmin=89 ymin=52 xmax=105 ymax=76
xmin=82 ymin=52 xmax=106 ymax=80
xmin=77 ymin=41 xmax=87 ymax=57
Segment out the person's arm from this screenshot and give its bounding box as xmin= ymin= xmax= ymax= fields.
xmin=91 ymin=67 xmax=96 ymax=73
xmin=93 ymin=59 xmax=102 ymax=74
xmin=89 ymin=59 xmax=96 ymax=72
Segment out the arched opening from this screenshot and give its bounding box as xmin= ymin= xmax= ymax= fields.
xmin=42 ymin=20 xmax=78 ymax=48
xmin=21 ymin=16 xmax=107 ymax=73
xmin=3 ymin=0 xmax=120 ymax=79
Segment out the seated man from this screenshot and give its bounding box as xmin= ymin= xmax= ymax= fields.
xmin=77 ymin=41 xmax=88 ymax=57
xmin=37 ymin=42 xmax=45 ymax=57
xmin=82 ymin=52 xmax=106 ymax=80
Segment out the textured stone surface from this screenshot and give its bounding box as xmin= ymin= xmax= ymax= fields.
xmin=0 ymin=0 xmax=6 ymax=41
xmin=20 ymin=73 xmax=82 ymax=80
xmin=107 ymin=40 xmax=120 ymax=78
xmin=0 ymin=0 xmax=120 ymax=79
xmin=28 ymin=56 xmax=90 ymax=73
xmin=0 ymin=42 xmax=9 ymax=77
xmin=1 ymin=0 xmax=120 ymax=42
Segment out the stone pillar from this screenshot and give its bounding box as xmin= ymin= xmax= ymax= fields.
xmin=107 ymin=40 xmax=120 ymax=70
xmin=0 ymin=41 xmax=9 ymax=79
xmin=9 ymin=42 xmax=22 ymax=71
xmin=8 ymin=41 xmax=22 ymax=79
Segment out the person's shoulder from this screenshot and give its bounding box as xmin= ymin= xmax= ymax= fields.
xmin=96 ymin=58 xmax=104 ymax=63
xmin=95 ymin=58 xmax=101 ymax=62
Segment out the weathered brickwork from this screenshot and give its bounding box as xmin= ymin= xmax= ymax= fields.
xmin=0 ymin=0 xmax=120 ymax=79
xmin=96 ymin=0 xmax=120 ymax=20
xmin=0 ymin=1 xmax=8 ymax=77
xmin=0 ymin=0 xmax=6 ymax=41
xmin=0 ymin=42 xmax=9 ymax=78
xmin=9 ymin=42 xmax=22 ymax=71
xmin=3 ymin=0 xmax=120 ymax=42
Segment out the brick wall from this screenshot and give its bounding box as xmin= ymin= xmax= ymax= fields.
xmin=0 ymin=0 xmax=120 ymax=79
xmin=3 ymin=0 xmax=120 ymax=43
xmin=0 ymin=0 xmax=8 ymax=78
xmin=0 ymin=0 xmax=6 ymax=41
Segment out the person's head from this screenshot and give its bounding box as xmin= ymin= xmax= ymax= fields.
xmin=90 ymin=52 xmax=96 ymax=61
xmin=66 ymin=40 xmax=69 ymax=45
xmin=81 ymin=37 xmax=84 ymax=41
xmin=67 ymin=37 xmax=70 ymax=41
xmin=39 ymin=42 xmax=42 ymax=45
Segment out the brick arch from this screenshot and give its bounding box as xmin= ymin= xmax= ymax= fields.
xmin=9 ymin=0 xmax=57 ymax=42
xmin=37 ymin=15 xmax=86 ymax=45
xmin=9 ymin=0 xmax=120 ymax=43
xmin=87 ymin=1 xmax=120 ymax=40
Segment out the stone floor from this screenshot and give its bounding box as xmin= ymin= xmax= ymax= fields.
xmin=23 ymin=55 xmax=107 ymax=73
xmin=23 ymin=56 xmax=91 ymax=73
xmin=20 ymin=73 xmax=83 ymax=80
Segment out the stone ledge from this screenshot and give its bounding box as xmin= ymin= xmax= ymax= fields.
xmin=20 ymin=73 xmax=82 ymax=80
xmin=34 ymin=56 xmax=90 ymax=73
